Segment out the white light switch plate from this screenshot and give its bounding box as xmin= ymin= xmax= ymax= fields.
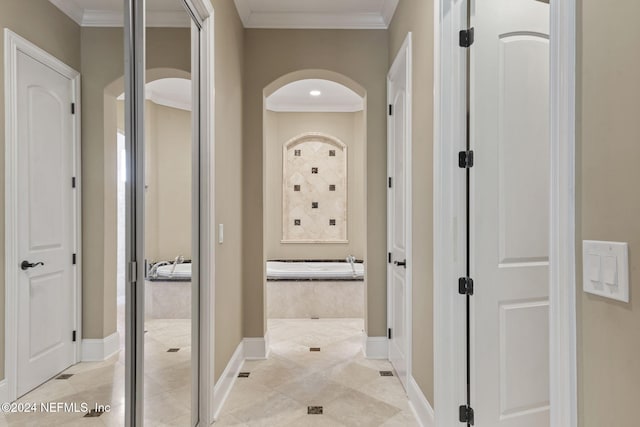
xmin=582 ymin=240 xmax=629 ymax=303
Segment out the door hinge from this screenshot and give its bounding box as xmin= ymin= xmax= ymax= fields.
xmin=72 ymin=177 xmax=77 ymax=188
xmin=388 ymin=252 xmax=392 ymax=264
xmin=72 ymin=330 xmax=77 ymax=342
xmin=458 ymin=150 xmax=474 ymax=168
xmin=388 ymin=104 xmax=393 ymax=116
xmin=129 ymin=261 xmax=137 ymax=283
xmin=459 ymin=28 xmax=475 ymax=48
xmin=388 ymin=328 xmax=392 ymax=339
xmin=72 ymin=253 xmax=77 ymax=265
xmin=459 ymin=405 xmax=475 ymax=425
xmin=388 ymin=177 xmax=392 ymax=188
xmin=71 ymin=103 xmax=76 ymax=115
xmin=458 ymin=277 xmax=474 ymax=296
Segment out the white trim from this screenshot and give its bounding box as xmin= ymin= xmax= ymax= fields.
xmin=243 ymin=335 xmax=269 ymax=360
xmin=212 ymin=341 xmax=244 ymax=420
xmin=0 ymin=380 xmax=8 ymax=404
xmin=4 ymin=29 xmax=82 ymax=404
xmin=387 ymin=32 xmax=413 ymax=389
xmin=433 ymin=1 xmax=577 ymax=426
xmin=233 ymin=0 xmax=399 ymax=29
xmin=408 ymin=376 xmax=436 ymax=427
xmin=549 ymin=0 xmax=578 ymax=425
xmin=363 ymin=335 xmax=389 ymax=359
xmin=80 ymin=332 xmax=120 ymax=362
xmin=48 ymin=0 xmax=84 ymax=25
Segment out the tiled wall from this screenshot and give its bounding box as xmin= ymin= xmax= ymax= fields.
xmin=282 ymin=134 xmax=348 ymax=242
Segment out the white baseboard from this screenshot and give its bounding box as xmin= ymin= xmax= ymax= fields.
xmin=364 ymin=335 xmax=388 ymax=359
xmin=408 ymin=376 xmax=435 ymax=427
xmin=243 ymin=334 xmax=268 ymax=360
xmin=81 ymin=331 xmax=120 ymax=362
xmin=212 ymin=341 xmax=244 ymax=420
xmin=0 ymin=379 xmax=8 ymax=403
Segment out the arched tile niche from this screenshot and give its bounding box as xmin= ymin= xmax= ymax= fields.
xmin=282 ymin=132 xmax=348 ymax=243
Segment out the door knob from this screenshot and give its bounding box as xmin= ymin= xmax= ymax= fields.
xmin=21 ymin=260 xmax=44 ymax=270
xmin=394 ymin=260 xmax=407 ymax=268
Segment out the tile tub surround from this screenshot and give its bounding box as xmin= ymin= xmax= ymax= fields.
xmin=214 ymin=319 xmax=419 ymax=426
xmin=0 ymin=318 xmax=192 ymax=426
xmin=145 ymin=280 xmax=192 ymax=319
xmin=282 ymin=134 xmax=348 ymax=243
xmin=267 ymin=280 xmax=364 ymax=319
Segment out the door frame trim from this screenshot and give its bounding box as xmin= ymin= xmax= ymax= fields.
xmin=387 ymin=32 xmax=413 ymax=387
xmin=433 ymin=1 xmax=577 ymax=426
xmin=3 ymin=29 xmax=82 ymax=403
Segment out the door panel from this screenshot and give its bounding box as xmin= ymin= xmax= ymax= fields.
xmin=471 ymin=0 xmax=550 ymax=425
xmin=17 ymin=51 xmax=75 ymax=397
xmin=388 ymin=41 xmax=410 ymax=390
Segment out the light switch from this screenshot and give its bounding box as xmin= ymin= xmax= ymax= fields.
xmin=583 ymin=240 xmax=629 ymax=303
xmin=586 ymin=253 xmax=601 ymax=283
xmin=602 ymin=256 xmax=617 ymax=286
xmin=218 ymin=224 xmax=224 ymax=244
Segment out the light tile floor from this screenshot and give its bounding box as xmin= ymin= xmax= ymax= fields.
xmin=215 ymin=319 xmax=420 ymax=427
xmin=0 ymin=318 xmax=191 ymax=426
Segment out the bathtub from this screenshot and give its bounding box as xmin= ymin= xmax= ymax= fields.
xmin=266 ymin=260 xmax=364 ymax=281
xmin=154 ymin=263 xmax=191 ymax=280
xmin=145 ymin=262 xmax=192 ymax=319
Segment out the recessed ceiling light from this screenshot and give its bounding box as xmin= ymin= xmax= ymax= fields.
xmin=310 ymin=90 xmax=321 ymax=97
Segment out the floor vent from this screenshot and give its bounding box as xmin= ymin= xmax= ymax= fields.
xmin=238 ymin=372 xmax=250 ymax=378
xmin=310 ymin=347 xmax=321 ymax=352
xmin=379 ymin=371 xmax=394 ymax=377
xmin=167 ymin=348 xmax=180 ymax=353
xmin=84 ymin=409 xmax=105 ymax=418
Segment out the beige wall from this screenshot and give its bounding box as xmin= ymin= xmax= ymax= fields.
xmin=212 ymin=0 xmax=245 ymax=381
xmin=243 ymin=29 xmax=389 ymax=338
xmin=0 ymin=0 xmax=81 ymax=381
xmin=577 ymin=0 xmax=640 ymax=425
xmin=149 ymin=103 xmax=192 ymax=261
xmin=388 ymin=0 xmax=436 ymax=405
xmin=264 ymin=111 xmax=366 ymax=260
xmin=81 ymin=27 xmax=191 ymax=339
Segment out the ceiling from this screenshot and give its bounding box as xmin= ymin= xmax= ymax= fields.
xmin=118 ymin=78 xmax=192 ymax=112
xmin=49 ymin=0 xmax=399 ymax=29
xmin=266 ymin=79 xmax=364 ymax=113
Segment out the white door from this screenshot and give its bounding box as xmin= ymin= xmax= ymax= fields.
xmin=16 ymin=50 xmax=77 ymax=397
xmin=471 ymin=0 xmax=550 ymax=425
xmin=387 ymin=35 xmax=411 ymax=390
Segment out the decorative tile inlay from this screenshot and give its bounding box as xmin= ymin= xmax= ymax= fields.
xmin=308 ymin=406 xmax=323 ymax=415
xmin=56 ymin=374 xmax=73 ymax=380
xmin=294 ymin=219 xmax=301 ymax=226
xmin=380 ymin=371 xmax=394 ymax=377
xmin=238 ymin=372 xmax=250 ymax=378
xmin=309 ymin=347 xmax=321 ymax=352
xmin=294 ymin=149 xmax=301 ymax=156
xmin=283 ymin=134 xmax=348 ymax=242
xmin=84 ymin=409 xmax=105 ymax=418
xmin=167 ymin=348 xmax=180 ymax=353
xmin=329 ymin=219 xmax=336 ymax=226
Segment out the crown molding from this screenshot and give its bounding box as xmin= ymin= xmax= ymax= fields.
xmin=49 ymin=0 xmax=84 ymax=25
xmin=234 ymin=0 xmax=399 ymax=29
xmin=82 ymin=10 xmax=191 ymax=27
